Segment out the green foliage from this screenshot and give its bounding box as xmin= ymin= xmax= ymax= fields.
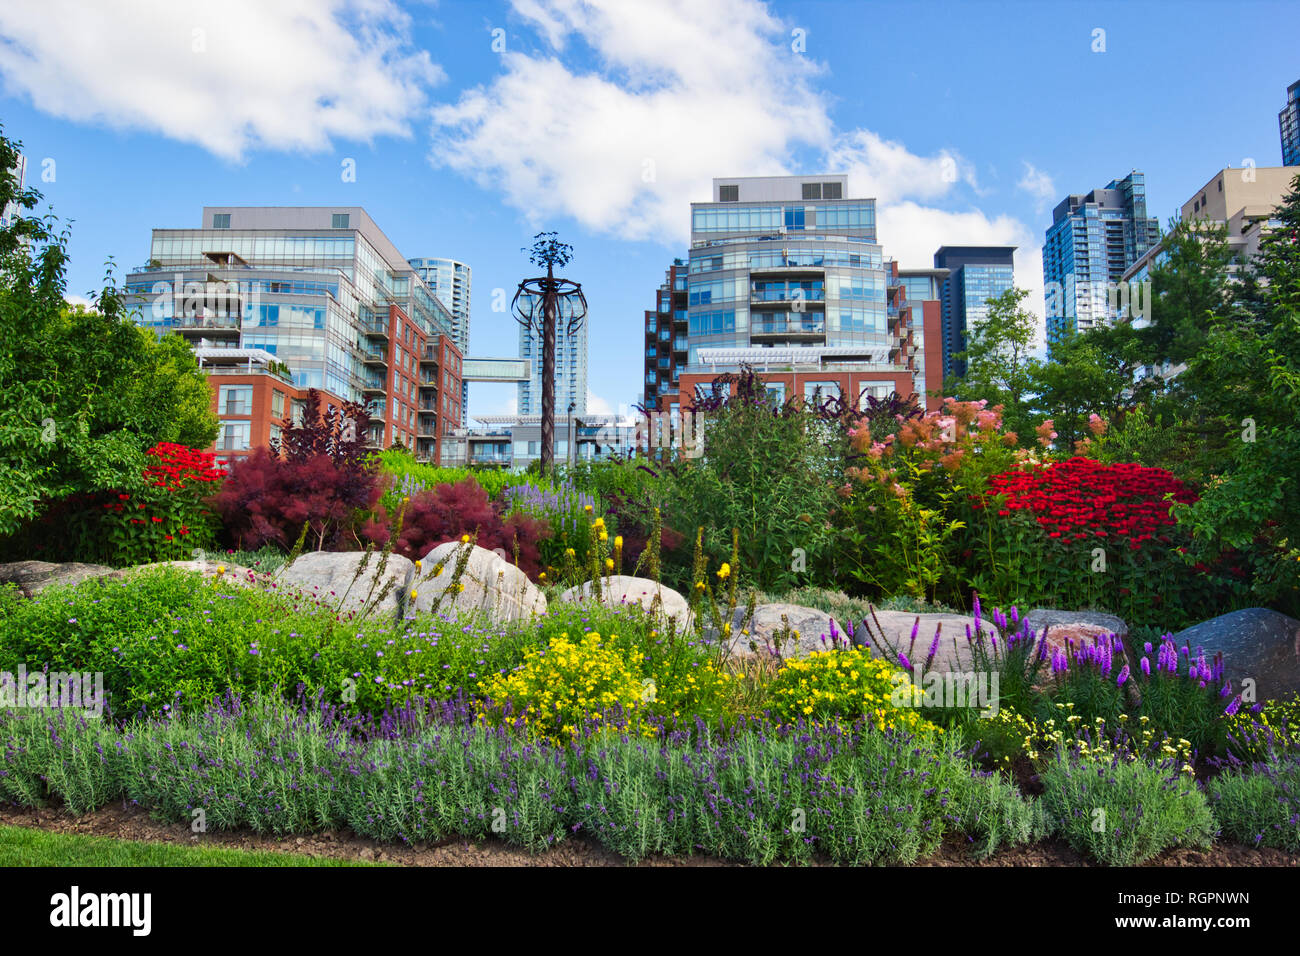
xmin=0 ymin=125 xmax=217 ymax=543
xmin=1209 ymin=753 xmax=1300 ymax=851
xmin=1038 ymin=748 xmax=1215 ymax=865
xmin=0 ymin=824 xmax=374 ymax=867
xmin=945 ymin=287 xmax=1039 ymax=440
xmin=664 ymin=373 xmax=840 ymax=590
xmin=0 ymin=696 xmax=1041 ymax=864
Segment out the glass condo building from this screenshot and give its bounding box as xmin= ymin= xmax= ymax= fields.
xmin=677 ymin=175 xmax=938 ymax=411
xmin=1042 ymin=171 xmax=1160 ymax=348
xmin=124 ymin=207 xmax=463 ymax=462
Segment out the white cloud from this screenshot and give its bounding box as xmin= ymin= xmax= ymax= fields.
xmin=0 ymin=0 xmax=443 ymax=160
xmin=431 ymin=0 xmax=830 ymax=243
xmin=585 ymin=388 xmax=613 ymax=415
xmin=827 ymin=130 xmax=977 ymax=204
xmin=1016 ymin=161 xmax=1057 ymax=214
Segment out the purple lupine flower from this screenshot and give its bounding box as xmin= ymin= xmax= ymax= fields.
xmin=1140 ymin=656 xmax=1150 ymax=677
xmin=1116 ymin=664 xmax=1130 ymax=687
xmin=899 ymin=653 xmax=912 ymax=671
xmin=1224 ymin=695 xmax=1242 ymax=717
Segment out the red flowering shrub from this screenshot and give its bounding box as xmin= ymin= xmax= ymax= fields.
xmin=26 ymin=442 xmax=227 ymax=566
xmin=982 ymin=458 xmax=1197 ymax=546
xmin=969 ymin=458 xmax=1218 ymax=627
xmin=375 ymin=477 xmax=549 ymax=578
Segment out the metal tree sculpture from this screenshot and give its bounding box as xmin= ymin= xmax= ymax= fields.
xmin=512 ymin=232 xmax=587 ymax=475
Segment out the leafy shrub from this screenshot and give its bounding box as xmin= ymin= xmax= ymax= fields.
xmin=1209 ymin=752 xmax=1300 ymax=851
xmin=479 ymin=632 xmax=649 ymax=744
xmin=1038 ymin=746 xmax=1214 ymax=865
xmin=24 ymin=442 xmax=225 ymax=567
xmin=766 ymin=648 xmax=939 ymax=735
xmin=0 ymin=695 xmax=1040 ymax=864
xmin=971 ymin=458 xmax=1218 ymax=627
xmin=378 ymin=449 xmax=515 ymax=511
xmin=385 ymin=477 xmax=548 ymax=577
xmin=212 ymin=392 xmax=382 ymax=551
xmin=661 ymin=368 xmax=841 ymax=591
xmin=836 ymin=397 xmax=1020 ymax=604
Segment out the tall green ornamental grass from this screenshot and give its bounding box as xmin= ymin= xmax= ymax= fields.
xmin=378 ymin=449 xmax=516 ymax=512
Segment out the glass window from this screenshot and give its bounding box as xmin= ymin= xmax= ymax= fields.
xmin=218 ymin=385 xmax=253 ymax=416
xmin=331 ymin=213 xmax=350 ymax=229
xmin=718 ymin=184 xmax=738 ymax=202
xmin=271 ymin=389 xmax=285 ymax=418
xmin=217 ymin=421 xmax=251 ymax=451
xmin=211 ymin=213 xmax=230 ymax=229
xmin=801 ymin=182 xmax=821 ymax=200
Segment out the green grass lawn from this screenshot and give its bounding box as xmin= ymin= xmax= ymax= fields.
xmin=0 ymin=824 xmax=382 ymax=867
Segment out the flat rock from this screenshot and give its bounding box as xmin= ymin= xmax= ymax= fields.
xmin=1172 ymin=608 xmax=1300 ymax=701
xmin=704 ymin=603 xmax=850 ymax=659
xmin=412 ymin=542 xmax=545 ymax=623
xmin=557 ymin=576 xmax=693 ymax=628
xmin=274 ymin=551 xmax=415 ymax=618
xmin=0 ymin=560 xmax=123 ymax=598
xmin=856 ymin=610 xmax=1005 ymax=673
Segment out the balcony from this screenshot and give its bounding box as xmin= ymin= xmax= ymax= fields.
xmin=361 ymin=376 xmax=386 ymax=396
xmin=360 ymin=349 xmax=387 ymax=366
xmin=418 ymin=398 xmax=438 ymax=411
xmin=417 ymin=414 xmax=437 ymax=438
xmin=750 ymin=318 xmax=826 ymax=343
xmin=175 ymin=313 xmax=240 ymax=335
xmin=361 ymin=318 xmax=390 ymax=339
xmin=470 ymin=452 xmax=512 ymax=466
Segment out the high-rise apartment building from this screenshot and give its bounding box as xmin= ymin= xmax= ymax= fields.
xmin=1 ymin=152 xmax=26 ymax=231
xmin=517 ymin=294 xmax=588 ymax=418
xmin=408 ymin=257 xmax=472 ymax=424
xmin=675 ymin=175 xmax=943 ymax=412
xmin=642 ymin=260 xmax=689 ymax=415
xmin=1281 ymin=79 xmax=1300 ymax=167
xmin=124 ymin=207 xmax=463 ymax=465
xmin=1042 ymin=171 xmax=1160 ymax=347
xmin=932 ymin=246 xmax=1016 ymax=381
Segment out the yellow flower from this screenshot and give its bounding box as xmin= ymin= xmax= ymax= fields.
xmin=460 ymin=534 xmax=470 ymax=544
xmin=604 ymin=558 xmax=614 ymax=571
xmin=216 ymin=565 xmax=225 ymax=574
xmin=599 ymin=531 xmax=608 ymax=542
xmin=409 ymin=590 xmax=418 ymax=600
xmin=565 ymin=547 xmax=576 ymax=557
xmin=414 ymin=559 xmax=422 ymax=570
xmin=614 ymin=536 xmax=623 ymax=549
xmin=538 ymin=571 xmax=547 ymax=581
xmin=716 ymin=563 xmax=731 ymax=579
xmin=584 ymin=505 xmax=593 ymax=513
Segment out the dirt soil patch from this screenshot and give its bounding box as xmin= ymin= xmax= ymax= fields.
xmin=2 ymin=802 xmax=1296 ymax=867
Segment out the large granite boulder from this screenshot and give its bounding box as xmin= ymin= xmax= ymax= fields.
xmin=0 ymin=561 xmax=123 ymax=599
xmin=1172 ymin=608 xmax=1300 ymax=701
xmin=705 ymin=603 xmax=849 ymax=659
xmin=557 ymin=576 xmax=693 ymax=629
xmin=129 ymin=560 xmax=259 ymax=588
xmin=856 ymin=610 xmax=1004 ymax=673
xmin=1024 ymin=608 xmax=1128 ymax=658
xmin=274 ymin=551 xmax=416 ymax=617
xmin=412 ymin=542 xmax=545 ymax=623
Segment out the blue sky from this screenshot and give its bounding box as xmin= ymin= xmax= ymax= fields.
xmin=1 ymin=0 xmax=1296 ymax=417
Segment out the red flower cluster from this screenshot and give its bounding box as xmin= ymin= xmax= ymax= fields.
xmin=143 ymin=442 xmax=226 ymax=492
xmin=983 ymin=457 xmax=1197 ymax=547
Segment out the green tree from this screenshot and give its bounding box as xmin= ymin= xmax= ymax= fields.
xmin=945 ymin=286 xmax=1039 ymax=440
xmin=0 ymin=125 xmax=218 ymax=540
xmin=1171 ymin=174 xmax=1300 ymax=607
xmin=1031 ymin=323 xmax=1139 ymax=450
